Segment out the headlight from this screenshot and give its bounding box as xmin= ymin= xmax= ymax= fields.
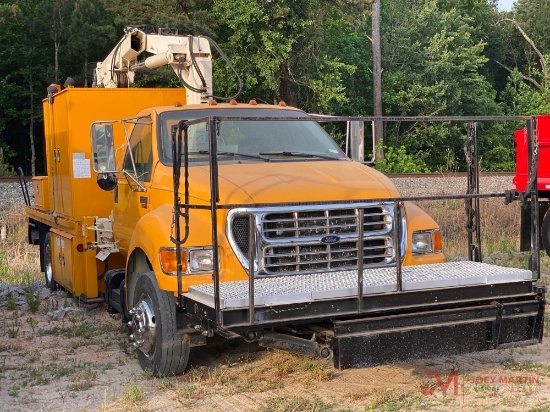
xmin=159 ymin=247 xmax=214 ymax=275
xmin=412 ymin=230 xmax=442 ymax=254
xmin=189 ymin=249 xmax=214 ymax=271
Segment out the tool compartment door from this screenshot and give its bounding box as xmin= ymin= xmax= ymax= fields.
xmin=51 ymin=230 xmax=74 ymax=291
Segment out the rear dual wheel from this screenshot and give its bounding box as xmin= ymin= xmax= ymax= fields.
xmin=129 ymin=272 xmax=190 ymax=377
xmin=43 ymin=233 xmax=58 ymax=292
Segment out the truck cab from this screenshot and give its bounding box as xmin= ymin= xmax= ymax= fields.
xmin=99 ymin=103 xmax=445 ymax=301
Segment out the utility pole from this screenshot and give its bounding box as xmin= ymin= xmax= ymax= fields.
xmin=372 ymin=0 xmax=384 ymax=165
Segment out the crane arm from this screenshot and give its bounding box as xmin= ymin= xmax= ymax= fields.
xmin=94 ymin=27 xmax=213 ymax=105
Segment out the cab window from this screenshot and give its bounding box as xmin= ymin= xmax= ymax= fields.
xmin=124 ymin=122 xmax=153 ymax=182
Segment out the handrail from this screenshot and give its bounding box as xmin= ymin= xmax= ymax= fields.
xmin=357 ymin=209 xmax=364 ymax=312
xmin=527 ymin=118 xmax=540 ymax=280
xmin=17 ymin=167 xmax=31 ymax=207
xmin=170 ymin=115 xmax=541 ymax=326
xmin=208 ymin=117 xmax=221 ymax=323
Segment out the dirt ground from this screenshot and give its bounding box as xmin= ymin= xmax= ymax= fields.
xmin=0 ymin=288 xmax=549 ymax=412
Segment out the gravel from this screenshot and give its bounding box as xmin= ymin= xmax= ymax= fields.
xmin=391 ymin=174 xmax=513 ymax=197
xmin=0 ymin=182 xmax=33 ymax=210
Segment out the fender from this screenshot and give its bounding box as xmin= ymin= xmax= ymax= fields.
xmin=126 ymin=204 xmax=247 ymax=297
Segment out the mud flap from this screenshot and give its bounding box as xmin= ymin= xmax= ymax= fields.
xmin=520 ymin=200 xmax=550 ymax=252
xmin=332 ymin=298 xmax=544 ymax=369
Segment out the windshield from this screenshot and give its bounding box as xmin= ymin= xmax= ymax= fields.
xmin=159 ymin=109 xmax=346 ymax=165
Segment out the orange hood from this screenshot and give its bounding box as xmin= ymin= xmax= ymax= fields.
xmin=163 ymin=160 xmax=400 ymax=205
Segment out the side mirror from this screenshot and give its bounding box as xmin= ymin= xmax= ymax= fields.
xmin=91 ymin=123 xmax=116 ymax=173
xmin=97 ymin=173 xmax=117 ymax=191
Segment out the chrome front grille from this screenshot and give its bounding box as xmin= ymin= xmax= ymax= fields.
xmin=262 ymin=206 xmax=389 ymax=239
xmin=227 ymin=203 xmax=401 ymax=277
xmin=264 ymin=237 xmax=392 ymax=273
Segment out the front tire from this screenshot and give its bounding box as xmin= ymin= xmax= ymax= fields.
xmin=130 ymin=272 xmax=190 ymax=377
xmin=43 ymin=233 xmax=58 ymax=292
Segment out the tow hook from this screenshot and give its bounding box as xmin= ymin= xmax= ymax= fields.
xmin=317 ymin=345 xmax=332 ymax=359
xmin=244 ymin=330 xmax=260 ymax=342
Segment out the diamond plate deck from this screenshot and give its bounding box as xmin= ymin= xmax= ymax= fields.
xmin=185 ymin=261 xmax=533 ymax=309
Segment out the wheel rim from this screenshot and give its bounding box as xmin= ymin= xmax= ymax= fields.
xmin=45 ymin=239 xmax=53 ymax=285
xmin=129 ymin=295 xmax=156 ymax=358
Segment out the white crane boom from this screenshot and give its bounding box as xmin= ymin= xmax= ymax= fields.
xmin=94 ymin=27 xmax=213 ymax=105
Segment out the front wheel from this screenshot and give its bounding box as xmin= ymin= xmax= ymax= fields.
xmin=43 ymin=233 xmax=58 ymax=292
xmin=129 ymin=272 xmax=190 ymax=377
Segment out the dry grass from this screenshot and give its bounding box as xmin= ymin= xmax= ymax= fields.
xmin=0 ymin=205 xmax=41 ymax=285
xmin=119 ymin=379 xmax=147 ymax=412
xmin=179 ymin=349 xmax=333 ymax=399
xmin=419 ymin=198 xmax=522 ymax=261
xmin=259 ymin=396 xmax=335 ymax=412
xmin=346 ymin=387 xmax=426 ymax=410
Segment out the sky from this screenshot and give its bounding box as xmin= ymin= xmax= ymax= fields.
xmin=499 ymin=0 xmax=515 ymax=11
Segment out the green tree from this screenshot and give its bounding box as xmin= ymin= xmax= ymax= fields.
xmin=493 ymin=0 xmax=550 ymax=114
xmin=0 ymin=0 xmax=52 ymax=175
xmin=501 ymin=69 xmax=550 ymax=115
xmin=66 ymin=0 xmax=117 ymax=86
xmin=514 ymin=0 xmax=550 ymax=55
xmin=380 ymin=0 xmax=505 ymax=171
xmin=211 ymin=0 xmax=356 ymax=113
xmin=0 ymin=3 xmax=18 ymax=21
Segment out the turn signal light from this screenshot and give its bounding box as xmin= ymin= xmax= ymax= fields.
xmin=159 ymin=248 xmax=187 ymax=274
xmin=412 ymin=229 xmax=443 ymax=254
xmin=433 ymin=230 xmax=443 ymax=253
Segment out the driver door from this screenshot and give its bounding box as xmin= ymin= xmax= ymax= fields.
xmin=113 ymin=119 xmax=154 ymax=254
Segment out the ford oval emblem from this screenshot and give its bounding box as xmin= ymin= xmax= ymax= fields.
xmin=321 ymin=235 xmax=340 ymax=244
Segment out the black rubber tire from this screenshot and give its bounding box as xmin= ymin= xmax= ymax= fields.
xmin=133 ymin=272 xmax=190 ymax=377
xmin=541 ymin=209 xmax=550 ymax=257
xmin=43 ymin=233 xmax=58 ymax=292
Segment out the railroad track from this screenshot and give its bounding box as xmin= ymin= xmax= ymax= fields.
xmin=0 ymin=176 xmax=26 ymax=184
xmin=0 ymin=172 xmax=515 ymax=184
xmin=386 ymin=172 xmax=514 ymax=178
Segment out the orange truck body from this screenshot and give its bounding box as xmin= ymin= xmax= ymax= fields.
xmin=26 ymin=88 xmax=443 ymax=300
xmin=27 ymin=88 xmax=186 ymax=298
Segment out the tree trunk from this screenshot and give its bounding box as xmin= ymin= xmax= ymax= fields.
xmin=281 ymin=66 xmax=298 ymax=107
xmin=372 ymin=0 xmax=384 ymax=165
xmin=54 ymin=36 xmax=60 ymax=83
xmin=29 ymin=73 xmax=36 ymax=176
xmin=84 ymin=58 xmax=88 ymax=87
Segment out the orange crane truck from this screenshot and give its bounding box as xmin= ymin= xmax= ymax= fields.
xmin=25 ymin=26 xmax=545 ymax=376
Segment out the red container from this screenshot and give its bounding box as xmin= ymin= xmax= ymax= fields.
xmin=512 ymin=115 xmax=550 ymax=193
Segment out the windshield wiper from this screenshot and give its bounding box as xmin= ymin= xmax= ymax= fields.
xmin=185 ymin=150 xmax=269 ymax=161
xmin=186 ymin=150 xmax=210 ymax=155
xmin=259 ymin=151 xmax=340 ymax=160
xmin=217 ymin=151 xmax=269 ymax=161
